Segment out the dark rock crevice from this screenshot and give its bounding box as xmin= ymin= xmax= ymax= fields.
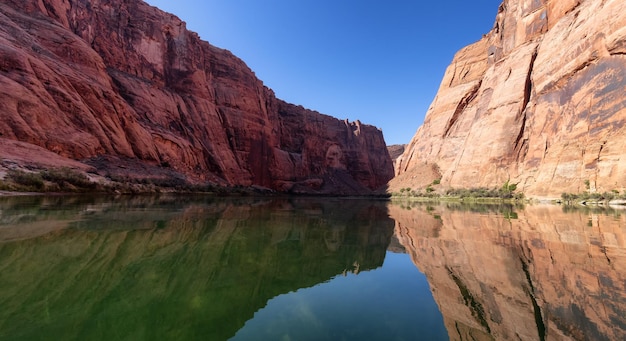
xmin=447 ymin=266 xmax=492 ymax=334
xmin=514 ymin=48 xmax=538 ymax=160
xmin=593 ymin=140 xmax=607 ymax=186
xmin=521 ymin=49 xmax=538 ymax=116
xmin=443 ymin=80 xmax=482 ymax=138
xmin=519 ymin=256 xmax=546 ymax=341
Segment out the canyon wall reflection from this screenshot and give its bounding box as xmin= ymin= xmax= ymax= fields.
xmin=0 ymin=196 xmax=394 ymax=340
xmin=389 ymin=202 xmax=626 ymax=341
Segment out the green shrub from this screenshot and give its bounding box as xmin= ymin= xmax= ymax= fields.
xmin=446 ymin=185 xmax=521 ymax=200
xmin=0 ymin=179 xmax=14 ymax=190
xmin=7 ymin=169 xmax=44 ymax=190
xmin=500 ymin=180 xmax=517 ymax=193
xmin=560 ymin=190 xmax=621 ymax=204
xmin=42 ymin=167 xmax=95 ymax=189
xmin=600 ymin=191 xmax=616 ymax=201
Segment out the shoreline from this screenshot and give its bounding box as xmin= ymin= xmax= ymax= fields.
xmin=390 ymin=195 xmax=626 ymax=208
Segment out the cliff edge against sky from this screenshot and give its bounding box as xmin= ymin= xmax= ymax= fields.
xmin=393 ymin=0 xmax=626 ymax=198
xmin=0 ymin=0 xmax=393 ymax=195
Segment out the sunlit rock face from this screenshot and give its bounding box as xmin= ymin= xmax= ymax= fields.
xmin=390 ymin=203 xmax=626 ymax=340
xmin=0 ymin=0 xmax=393 ymax=194
xmin=393 ymin=0 xmax=626 ymax=198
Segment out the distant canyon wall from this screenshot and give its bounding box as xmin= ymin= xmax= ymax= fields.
xmin=0 ymin=0 xmax=393 ymax=194
xmin=394 ymin=0 xmax=626 ymax=197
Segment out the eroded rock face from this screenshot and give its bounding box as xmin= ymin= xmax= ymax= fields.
xmin=0 ymin=0 xmax=393 ymax=194
xmin=393 ymin=0 xmax=626 ymax=198
xmin=390 ymin=203 xmax=626 ymax=340
xmin=387 ymin=144 xmax=406 ymax=170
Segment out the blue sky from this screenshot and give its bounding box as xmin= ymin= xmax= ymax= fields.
xmin=144 ymin=0 xmax=502 ymax=145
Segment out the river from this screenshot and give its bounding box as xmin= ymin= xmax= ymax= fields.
xmin=0 ymin=195 xmax=623 ymax=340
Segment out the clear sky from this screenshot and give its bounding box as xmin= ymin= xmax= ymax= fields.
xmin=143 ymin=0 xmax=502 ymax=145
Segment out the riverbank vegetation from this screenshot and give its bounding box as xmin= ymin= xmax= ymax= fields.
xmin=0 ymin=167 xmax=260 ymax=195
xmin=392 ymin=180 xmax=525 ymax=202
xmin=559 ymin=190 xmax=626 ymax=205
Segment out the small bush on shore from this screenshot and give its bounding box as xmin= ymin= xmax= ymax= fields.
xmin=6 ymin=169 xmax=45 ymax=190
xmin=42 ymin=167 xmax=96 ymax=190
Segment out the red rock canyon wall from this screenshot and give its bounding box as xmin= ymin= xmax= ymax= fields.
xmin=0 ymin=0 xmax=393 ymax=194
xmin=394 ymin=0 xmax=626 ymax=198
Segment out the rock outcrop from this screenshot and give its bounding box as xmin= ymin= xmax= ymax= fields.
xmin=393 ymin=0 xmax=626 ymax=198
xmin=387 ymin=144 xmax=406 ymax=169
xmin=390 ymin=203 xmax=626 ymax=340
xmin=0 ymin=0 xmax=393 ymax=194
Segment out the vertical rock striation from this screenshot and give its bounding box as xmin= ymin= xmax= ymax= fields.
xmin=394 ymin=0 xmax=626 ymax=198
xmin=0 ymin=0 xmax=393 ymax=194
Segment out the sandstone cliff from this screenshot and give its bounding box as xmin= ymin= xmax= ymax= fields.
xmin=393 ymin=0 xmax=626 ymax=198
xmin=0 ymin=0 xmax=393 ymax=194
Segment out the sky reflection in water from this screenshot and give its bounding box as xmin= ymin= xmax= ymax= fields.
xmin=233 ymin=251 xmax=446 ymax=341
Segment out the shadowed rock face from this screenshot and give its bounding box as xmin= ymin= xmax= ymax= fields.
xmin=0 ymin=0 xmax=393 ymax=194
xmin=390 ymin=203 xmax=626 ymax=340
xmin=393 ymin=0 xmax=626 ymax=198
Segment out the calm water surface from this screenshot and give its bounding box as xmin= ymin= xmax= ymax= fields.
xmin=0 ymin=196 xmax=624 ymax=340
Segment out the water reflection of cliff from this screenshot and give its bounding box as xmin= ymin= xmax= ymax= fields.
xmin=390 ymin=202 xmax=626 ymax=341
xmin=0 ymin=196 xmax=394 ymax=340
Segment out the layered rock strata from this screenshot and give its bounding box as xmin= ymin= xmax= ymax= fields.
xmin=0 ymin=0 xmax=393 ymax=194
xmin=394 ymin=0 xmax=626 ymax=198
